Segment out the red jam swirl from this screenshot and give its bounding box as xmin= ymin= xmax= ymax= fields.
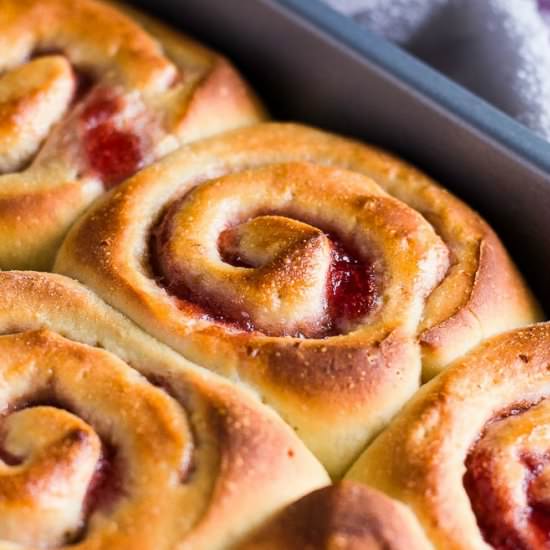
xmin=151 ymin=211 xmax=376 ymax=337
xmin=525 ymin=454 xmax=550 ymax=547
xmin=464 ymin=403 xmax=550 ymax=550
xmin=81 ymin=91 xmax=142 ymax=189
xmin=217 ymin=229 xmax=254 ymax=268
xmin=327 ymin=240 xmax=376 ymax=333
xmin=464 ymin=449 xmax=527 ymax=550
xmin=0 ymin=405 xmax=122 ymax=544
xmin=83 ymin=441 xmax=121 ymax=518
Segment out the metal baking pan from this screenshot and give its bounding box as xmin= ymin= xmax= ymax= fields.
xmin=131 ymin=0 xmax=550 ymax=310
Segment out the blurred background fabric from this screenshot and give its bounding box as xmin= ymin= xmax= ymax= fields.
xmin=321 ymin=0 xmax=550 ymax=141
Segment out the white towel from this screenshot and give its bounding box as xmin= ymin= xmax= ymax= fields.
xmin=322 ymin=0 xmax=550 ymax=140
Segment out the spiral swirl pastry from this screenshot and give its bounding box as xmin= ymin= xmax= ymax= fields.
xmin=239 ymin=481 xmax=432 ymax=549
xmin=0 ymin=0 xmax=264 ymax=270
xmin=0 ymin=271 xmax=328 ymax=549
xmin=347 ymin=323 xmax=550 ymax=550
xmin=55 ymin=123 xmax=539 ymax=475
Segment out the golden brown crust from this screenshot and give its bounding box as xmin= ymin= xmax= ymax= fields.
xmin=239 ymin=481 xmax=432 ymax=550
xmin=417 ymin=219 xmax=540 ymax=379
xmin=0 ymin=271 xmax=328 ymax=549
xmin=55 ymin=123 xmax=540 ymax=374
xmin=0 ymin=0 xmax=265 ymax=270
xmin=347 ymin=323 xmax=550 ymax=550
xmin=0 ymin=178 xmax=99 ymax=270
xmin=56 ymin=122 xmax=539 ymax=476
xmin=56 ymin=131 xmax=453 ymax=476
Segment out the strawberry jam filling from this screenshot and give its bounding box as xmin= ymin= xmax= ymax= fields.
xmin=525 ymin=454 xmax=550 ymax=547
xmin=0 ymin=402 xmax=122 ymax=534
xmin=464 ymin=403 xmax=550 ymax=550
xmin=327 ymin=239 xmax=376 ymax=333
xmin=82 ymin=441 xmax=121 ymax=519
xmin=464 ymin=448 xmax=528 ymax=550
xmin=81 ymin=90 xmax=142 ymax=189
xmin=151 ymin=209 xmax=376 ymax=337
xmin=15 ymin=52 xmax=142 ymax=185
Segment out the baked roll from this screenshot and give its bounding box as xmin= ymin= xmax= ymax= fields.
xmin=0 ymin=0 xmax=264 ymax=270
xmin=347 ymin=323 xmax=550 ymax=550
xmin=0 ymin=271 xmax=328 ymax=549
xmin=55 ymin=123 xmax=539 ymax=476
xmin=239 ymin=481 xmax=432 ymax=550
xmin=56 ymin=122 xmax=455 ymax=476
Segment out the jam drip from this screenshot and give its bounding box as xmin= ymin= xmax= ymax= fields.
xmin=81 ymin=90 xmax=142 ymax=189
xmin=151 ymin=210 xmax=376 ymax=337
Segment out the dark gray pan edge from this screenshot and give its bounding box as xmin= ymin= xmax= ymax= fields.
xmin=131 ymin=0 xmax=550 ymax=309
xmin=280 ymin=0 xmax=550 ymax=175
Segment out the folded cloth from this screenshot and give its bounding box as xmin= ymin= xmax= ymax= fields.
xmin=322 ymin=0 xmax=550 ymax=141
